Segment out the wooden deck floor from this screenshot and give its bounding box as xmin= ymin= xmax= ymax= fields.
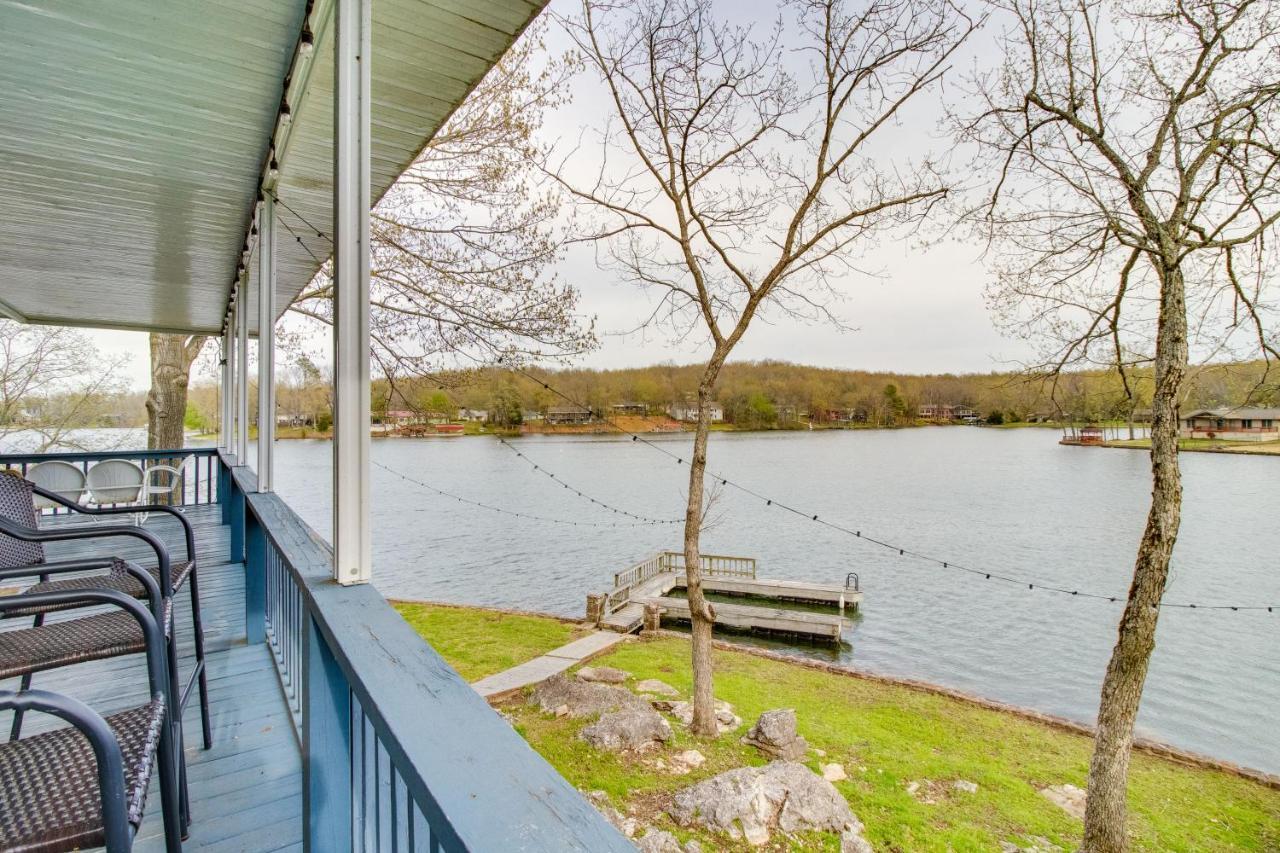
xmin=0 ymin=505 xmax=303 ymax=851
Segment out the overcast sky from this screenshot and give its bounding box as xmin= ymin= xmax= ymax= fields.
xmin=87 ymin=0 xmax=1032 ymax=391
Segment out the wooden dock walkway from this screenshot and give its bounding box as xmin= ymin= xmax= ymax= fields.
xmin=594 ymin=552 xmax=860 ymax=643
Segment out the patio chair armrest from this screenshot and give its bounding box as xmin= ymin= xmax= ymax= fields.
xmin=0 ymin=558 xmax=163 ymax=620
xmin=0 ymin=689 xmax=132 ymax=851
xmin=32 ymin=484 xmax=196 ymax=564
xmin=0 ymin=515 xmax=174 ymax=597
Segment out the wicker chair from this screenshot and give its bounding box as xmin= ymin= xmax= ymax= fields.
xmin=0 ymin=588 xmax=182 ymax=852
xmin=0 ymin=474 xmax=212 ymax=752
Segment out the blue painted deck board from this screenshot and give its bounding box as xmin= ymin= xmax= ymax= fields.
xmin=0 ymin=505 xmax=303 ymax=851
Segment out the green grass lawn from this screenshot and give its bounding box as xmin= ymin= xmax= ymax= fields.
xmin=1106 ymin=437 xmax=1280 ymax=454
xmin=398 ymin=605 xmax=1280 ymax=851
xmin=391 ymin=600 xmax=590 ymax=681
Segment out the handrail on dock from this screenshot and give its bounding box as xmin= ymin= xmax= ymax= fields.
xmin=612 ymin=551 xmax=757 ymax=590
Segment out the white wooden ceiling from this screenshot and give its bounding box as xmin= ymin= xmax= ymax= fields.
xmin=0 ymin=0 xmax=546 ymax=336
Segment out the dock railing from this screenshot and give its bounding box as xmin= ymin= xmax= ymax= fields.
xmin=222 ymin=454 xmax=631 ymax=851
xmin=603 ymin=551 xmax=758 ymax=616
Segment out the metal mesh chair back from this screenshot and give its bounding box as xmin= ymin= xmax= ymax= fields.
xmin=27 ymin=460 xmax=87 ymax=510
xmin=85 ymin=460 xmax=145 ymax=505
xmin=0 ymin=473 xmax=44 ymax=568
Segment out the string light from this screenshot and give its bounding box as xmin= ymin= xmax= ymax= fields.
xmin=491 ymin=359 xmax=1277 ymax=614
xmin=271 ymin=191 xmax=1276 ymax=615
xmin=372 ymin=460 xmax=673 ymax=529
xmin=496 ymin=438 xmax=681 ymax=524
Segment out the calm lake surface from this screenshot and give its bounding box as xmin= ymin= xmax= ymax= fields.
xmin=261 ymin=428 xmax=1280 ymax=775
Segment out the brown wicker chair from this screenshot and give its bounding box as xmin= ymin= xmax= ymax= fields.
xmin=0 ymin=588 xmax=182 ymax=852
xmin=0 ymin=474 xmax=210 ymax=752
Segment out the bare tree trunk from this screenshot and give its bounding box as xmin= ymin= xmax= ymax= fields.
xmin=683 ymin=358 xmax=725 ymax=736
xmin=146 ymin=333 xmax=205 ymax=450
xmin=1083 ymin=263 xmax=1187 ymax=853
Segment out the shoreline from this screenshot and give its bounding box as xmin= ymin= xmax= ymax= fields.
xmin=392 ymin=597 xmax=1280 ymax=790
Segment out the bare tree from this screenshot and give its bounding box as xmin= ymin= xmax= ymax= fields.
xmin=0 ymin=321 xmax=132 ymax=451
xmin=959 ymin=1 xmax=1279 ymax=848
xmin=146 ymin=333 xmax=207 ymax=449
xmin=289 ymin=23 xmax=596 ymax=383
xmin=557 ymin=0 xmax=975 ymax=734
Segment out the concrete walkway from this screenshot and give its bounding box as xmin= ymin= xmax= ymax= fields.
xmin=472 ymin=631 xmax=629 ymax=699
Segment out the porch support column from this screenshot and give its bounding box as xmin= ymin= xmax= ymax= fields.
xmin=235 ymin=282 xmax=250 ymax=464
xmin=225 ymin=314 xmax=238 ymax=463
xmin=219 ymin=330 xmax=233 ymax=452
xmin=331 ymin=0 xmax=372 ymax=585
xmin=257 ymin=195 xmax=277 ymax=492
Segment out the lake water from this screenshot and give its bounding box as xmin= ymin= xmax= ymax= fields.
xmin=261 ymin=428 xmax=1280 ymax=775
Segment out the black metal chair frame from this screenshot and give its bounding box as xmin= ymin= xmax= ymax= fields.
xmin=0 ymin=587 xmax=182 ymax=852
xmin=4 ymin=484 xmax=211 ymax=752
xmin=0 ymin=514 xmax=201 ymax=831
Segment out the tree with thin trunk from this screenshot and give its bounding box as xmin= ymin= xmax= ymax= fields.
xmin=957 ymin=1 xmax=1279 ymax=848
xmin=0 ymin=321 xmax=131 ymax=451
xmin=557 ymin=0 xmax=975 ymax=734
xmin=146 ymin=333 xmax=207 ymax=449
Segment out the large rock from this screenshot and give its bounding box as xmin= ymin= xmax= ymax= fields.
xmin=577 ymin=666 xmax=630 ymax=684
xmin=635 ymin=678 xmax=680 ymax=697
xmin=635 ymin=828 xmax=701 ymax=853
xmin=665 ymin=700 xmax=742 ymax=734
xmin=668 ymin=761 xmax=867 ymax=848
xmin=1039 ymin=783 xmax=1086 ymax=820
xmin=531 ymin=674 xmax=649 ymax=718
xmin=742 ymin=709 xmax=808 ymax=760
xmin=580 ymin=707 xmax=672 ymax=752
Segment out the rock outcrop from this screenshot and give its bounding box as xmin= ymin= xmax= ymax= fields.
xmin=635 ymin=678 xmax=680 ymax=697
xmin=577 ymin=666 xmax=630 ymax=684
xmin=741 ymin=709 xmax=808 ymax=760
xmin=531 ymin=673 xmax=649 ymax=718
xmin=1039 ymin=783 xmax=1086 ymax=820
xmin=668 ymin=761 xmax=870 ymax=848
xmin=580 ymin=707 xmax=672 ymax=752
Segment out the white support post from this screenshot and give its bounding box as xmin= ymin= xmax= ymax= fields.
xmin=257 ymin=196 xmax=277 ymax=492
xmin=225 ymin=319 xmax=238 ymax=462
xmin=332 ymin=0 xmax=372 ymax=584
xmin=219 ymin=331 xmax=232 ymax=452
xmin=235 ymin=282 xmax=250 ymax=464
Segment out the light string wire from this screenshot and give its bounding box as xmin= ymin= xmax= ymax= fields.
xmin=274 ymin=192 xmax=1275 ymax=614
xmin=492 ymin=357 xmax=1277 ymax=614
xmin=495 ymin=438 xmax=682 ymax=524
xmin=372 ymin=459 xmax=680 ymax=529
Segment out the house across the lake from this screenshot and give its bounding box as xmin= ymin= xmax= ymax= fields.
xmin=610 ymin=401 xmax=649 ymax=416
xmin=668 ymin=401 xmax=725 ymax=422
xmin=545 ymin=404 xmax=595 ymax=425
xmin=1181 ymin=407 xmax=1280 ymax=441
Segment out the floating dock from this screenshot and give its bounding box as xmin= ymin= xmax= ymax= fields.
xmin=587 ymin=552 xmax=861 ymax=643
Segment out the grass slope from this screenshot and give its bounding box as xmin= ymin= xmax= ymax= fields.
xmin=399 ymin=605 xmax=1279 ymax=851
xmin=391 ymin=600 xmax=588 ymax=681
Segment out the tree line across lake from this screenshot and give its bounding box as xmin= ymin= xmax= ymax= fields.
xmin=175 ymin=357 xmax=1279 ymax=432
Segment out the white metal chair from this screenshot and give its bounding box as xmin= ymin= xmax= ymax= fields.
xmin=86 ymin=460 xmax=146 ymax=524
xmin=26 ymin=460 xmax=87 ymax=511
xmin=140 ymin=455 xmax=192 ymax=507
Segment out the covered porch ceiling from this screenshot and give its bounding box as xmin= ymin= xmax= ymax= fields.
xmin=0 ymin=0 xmax=546 ymax=337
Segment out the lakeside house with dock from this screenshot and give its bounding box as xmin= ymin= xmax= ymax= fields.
xmin=1182 ymin=407 xmax=1280 ymax=441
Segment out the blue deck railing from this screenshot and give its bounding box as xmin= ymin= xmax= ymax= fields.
xmin=219 ymin=454 xmax=630 ymax=852
xmin=0 ymin=447 xmax=220 ymax=512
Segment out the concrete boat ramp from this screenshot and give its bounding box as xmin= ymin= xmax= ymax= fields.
xmin=587 ymin=552 xmax=861 ymax=643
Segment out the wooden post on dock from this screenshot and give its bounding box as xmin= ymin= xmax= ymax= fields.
xmin=643 ymin=603 xmax=663 ymax=633
xmin=586 ymin=594 xmax=607 ymax=626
